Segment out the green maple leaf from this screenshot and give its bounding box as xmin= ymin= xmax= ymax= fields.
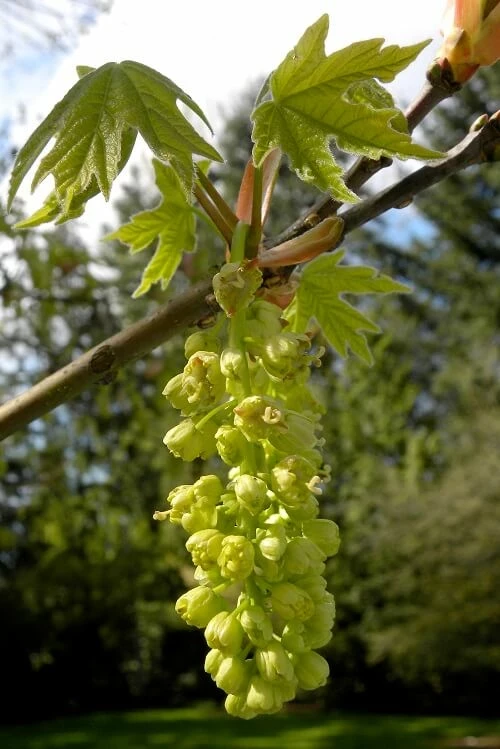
xmin=252 ymin=14 xmax=442 ymax=201
xmin=106 ymin=159 xmax=196 ymax=297
xmin=286 ymin=250 xmax=410 ymax=365
xmin=8 ymin=61 xmax=222 ymax=223
xmin=15 ymin=128 xmax=138 ymax=228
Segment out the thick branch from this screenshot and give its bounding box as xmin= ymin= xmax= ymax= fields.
xmin=0 ymin=278 xmax=213 ymax=441
xmin=1 ymin=120 xmax=498 ymax=442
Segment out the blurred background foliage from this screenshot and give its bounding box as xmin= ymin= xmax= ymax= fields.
xmin=0 ymin=59 xmax=499 ymax=725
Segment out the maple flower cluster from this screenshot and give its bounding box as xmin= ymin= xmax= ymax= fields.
xmin=155 ymin=262 xmax=340 ymax=718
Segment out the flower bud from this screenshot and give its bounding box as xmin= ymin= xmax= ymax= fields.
xmin=215 ymin=425 xmax=249 ymax=466
xmin=233 ymin=474 xmax=268 ymax=515
xmin=181 ymin=351 xmax=225 ymax=409
xmin=186 ymin=529 xmax=225 ymax=570
xmin=204 ymin=647 xmax=224 ymax=677
xmin=193 ymin=564 xmax=224 ymax=587
xmin=284 ymin=493 xmax=319 ymax=522
xmin=254 ymin=553 xmax=283 ymax=582
xmin=163 ymin=373 xmax=191 ymax=412
xmin=258 ymin=525 xmax=287 ymax=562
xmin=246 ymin=675 xmax=284 ymax=714
xmin=220 ymin=347 xmax=246 ymax=380
xmin=163 ymin=418 xmax=217 ymax=461
xmin=261 ymin=332 xmax=311 ymax=379
xmin=225 ymin=693 xmax=257 ymax=720
xmin=239 ymin=605 xmax=274 ymax=647
xmin=193 ymin=475 xmax=224 ymax=503
xmin=293 ymin=574 xmax=328 ymax=602
xmin=437 ymin=0 xmax=500 ymax=83
xmin=205 ymin=611 xmax=244 ymax=654
xmin=215 ymin=656 xmax=251 ymax=694
xmin=281 ymin=621 xmax=306 ymax=653
xmin=302 ymin=519 xmax=340 ymax=557
xmin=181 ymin=499 xmax=218 ymax=534
xmin=302 ymin=602 xmax=336 ymax=649
xmin=218 ymin=535 xmax=255 ymax=580
xmin=255 ymin=641 xmax=295 ymax=683
xmin=283 ymin=537 xmax=325 ymax=576
xmin=245 ymin=299 xmax=283 ymax=346
xmin=165 ymin=484 xmax=195 ymax=523
xmin=175 ymin=586 xmax=225 ymax=627
xmin=213 ymin=262 xmax=263 ymax=317
xmin=184 ymin=330 xmax=220 ymax=359
xmin=271 ymin=582 xmax=315 ymax=621
xmin=293 ymin=651 xmax=329 ymax=690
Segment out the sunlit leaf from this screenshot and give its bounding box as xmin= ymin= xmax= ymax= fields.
xmin=106 ymin=159 xmax=196 ymax=297
xmin=252 ymin=15 xmax=442 ymax=201
xmin=286 ymin=250 xmax=411 ymax=364
xmin=9 ymin=60 xmax=222 ymax=221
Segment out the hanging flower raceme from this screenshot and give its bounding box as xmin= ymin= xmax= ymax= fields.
xmin=437 ymin=0 xmax=500 ymax=82
xmin=155 ymin=261 xmax=340 ymax=718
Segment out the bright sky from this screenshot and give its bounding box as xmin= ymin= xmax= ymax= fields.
xmin=13 ymin=0 xmax=445 ymax=127
xmin=2 ymin=0 xmax=447 ymax=232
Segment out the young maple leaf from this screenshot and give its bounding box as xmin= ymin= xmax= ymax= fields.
xmin=9 ymin=61 xmax=222 ymax=224
xmin=252 ymin=15 xmax=442 ymax=202
xmin=106 ymin=160 xmax=196 ymax=297
xmin=285 ymin=250 xmax=411 ymax=365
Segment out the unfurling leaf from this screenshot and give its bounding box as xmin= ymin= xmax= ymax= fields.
xmin=286 ymin=250 xmax=410 ymax=365
xmin=9 ymin=61 xmax=222 ymax=224
xmin=252 ymin=15 xmax=442 ymax=202
xmin=106 ymin=160 xmax=196 ymax=297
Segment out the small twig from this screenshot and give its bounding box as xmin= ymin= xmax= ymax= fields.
xmin=340 ymin=117 xmax=500 ymax=236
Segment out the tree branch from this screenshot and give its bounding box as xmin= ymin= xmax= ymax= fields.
xmin=1 ymin=118 xmax=498 ymax=443
xmin=340 ymin=115 xmax=500 ymax=236
xmin=0 ymin=278 xmax=213 ymax=441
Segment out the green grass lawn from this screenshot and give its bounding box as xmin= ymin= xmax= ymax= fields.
xmin=1 ymin=706 xmax=499 ymax=749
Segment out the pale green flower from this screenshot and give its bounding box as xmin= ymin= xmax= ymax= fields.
xmin=205 ymin=611 xmax=244 ymax=654
xmin=271 ymin=581 xmax=315 ymax=621
xmin=283 ymin=537 xmax=325 ymax=576
xmin=214 ymin=656 xmax=251 ymax=694
xmin=233 ymin=474 xmax=268 ymax=515
xmin=255 ymin=641 xmax=295 ymax=683
xmin=239 ymin=605 xmax=274 ymax=647
xmin=186 ymin=529 xmax=225 ymax=570
xmin=184 ymin=330 xmax=220 ymax=359
xmin=293 ymin=651 xmax=329 ymax=690
xmin=302 ymin=519 xmax=341 ymax=557
xmin=215 ymin=424 xmax=249 ymax=466
xmin=175 ymin=586 xmax=225 ymax=628
xmin=218 ymin=535 xmax=255 ymax=580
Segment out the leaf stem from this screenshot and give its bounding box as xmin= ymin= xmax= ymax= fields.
xmin=193 ymin=184 xmax=234 ymax=245
xmin=246 ymin=166 xmax=263 ymax=259
xmin=195 ymin=166 xmax=238 ymax=231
